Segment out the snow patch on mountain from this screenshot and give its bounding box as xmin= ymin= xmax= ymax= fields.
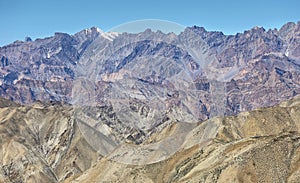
xmin=100 ymin=32 xmax=119 ymax=41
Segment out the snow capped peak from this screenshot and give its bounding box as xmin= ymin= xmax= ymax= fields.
xmin=74 ymin=27 xmax=118 ymax=43
xmin=84 ymin=27 xmax=104 ymax=35
xmin=95 ymin=27 xmax=103 ymax=33
xmin=100 ymin=32 xmax=119 ymax=41
xmin=81 ymin=27 xmax=119 ymax=41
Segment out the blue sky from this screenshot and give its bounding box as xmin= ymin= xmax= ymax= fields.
xmin=0 ymin=0 xmax=300 ymax=46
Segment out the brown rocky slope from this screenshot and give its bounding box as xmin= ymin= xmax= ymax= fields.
xmin=1 ymin=95 xmax=300 ymax=182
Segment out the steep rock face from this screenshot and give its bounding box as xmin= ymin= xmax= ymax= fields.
xmin=0 ymin=102 xmax=100 ymax=183
xmin=0 ymin=27 xmax=102 ymax=104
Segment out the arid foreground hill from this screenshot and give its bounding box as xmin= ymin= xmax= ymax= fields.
xmin=1 ymin=95 xmax=300 ymax=183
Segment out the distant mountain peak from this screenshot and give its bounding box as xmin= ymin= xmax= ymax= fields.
xmin=86 ymin=27 xmax=103 ymax=34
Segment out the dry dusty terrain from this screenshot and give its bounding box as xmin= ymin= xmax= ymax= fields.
xmin=0 ymin=95 xmax=300 ymax=182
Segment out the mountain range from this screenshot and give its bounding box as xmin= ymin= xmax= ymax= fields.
xmin=0 ymin=21 xmax=300 ymax=182
xmin=1 ymin=22 xmax=300 ymax=116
